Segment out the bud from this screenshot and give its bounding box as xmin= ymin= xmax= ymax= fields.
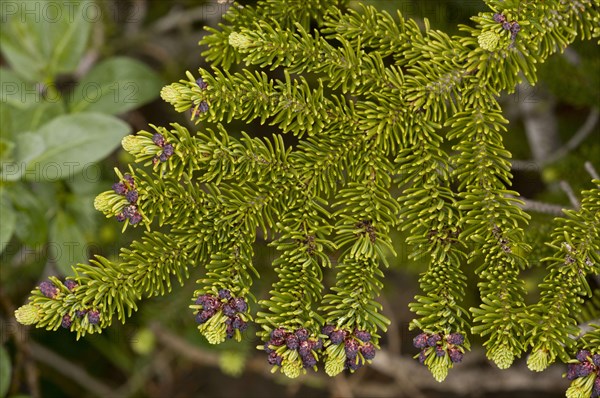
xmin=121 ymin=135 xmax=147 ymax=155
xmin=94 ymin=191 xmax=126 ymax=215
xmin=228 ymin=32 xmax=253 ymax=50
xmin=15 ymin=304 xmax=41 ymax=325
xmin=160 ymin=84 xmax=180 ymax=105
xmin=478 ymin=30 xmax=501 ymax=51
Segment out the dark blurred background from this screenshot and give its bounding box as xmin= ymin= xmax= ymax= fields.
xmin=1 ymin=1 xmax=598 ymax=397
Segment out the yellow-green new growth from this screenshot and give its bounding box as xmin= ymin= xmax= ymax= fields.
xmin=478 ymin=30 xmax=501 ymax=51
xmin=228 ymin=32 xmax=253 ymax=50
xmin=14 ymin=304 xmax=41 ymax=325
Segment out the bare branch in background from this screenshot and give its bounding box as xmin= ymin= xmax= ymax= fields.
xmin=560 ymin=180 xmax=581 ymax=209
xmin=27 ymin=342 xmax=114 ymax=398
xmin=512 ymin=197 xmax=568 ymax=216
xmin=585 ymin=161 xmax=600 ymax=180
xmin=512 ymin=108 xmax=599 ymax=170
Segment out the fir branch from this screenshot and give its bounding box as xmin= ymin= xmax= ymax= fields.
xmin=526 ymin=180 xmax=600 ymax=371
xmin=448 ymin=97 xmax=531 ymax=369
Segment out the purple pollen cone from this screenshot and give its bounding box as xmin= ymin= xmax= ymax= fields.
xmin=449 ymin=347 xmax=464 ymax=363
xmin=427 ymin=334 xmax=441 ymax=347
xmin=295 ymin=328 xmax=309 ymax=342
xmin=354 ymin=329 xmax=371 ymax=342
xmin=299 ymin=341 xmax=312 ymax=357
xmin=360 ymin=342 xmax=376 ymax=360
xmin=344 ymin=339 xmax=359 ymax=359
xmin=435 ymin=346 xmax=446 ymax=357
xmin=302 ymin=353 xmax=317 ymax=368
xmin=222 ymin=303 xmax=236 ymax=317
xmin=268 ymin=352 xmax=283 ymax=366
xmin=322 ymin=325 xmax=335 ymax=336
xmin=271 ymin=328 xmax=287 ymax=340
xmin=129 ymin=212 xmax=142 ymax=225
xmin=232 ymin=297 xmax=248 ymax=313
xmin=88 ymin=310 xmax=100 ymax=325
xmin=446 ymin=333 xmax=464 ymax=346
xmin=313 ymin=339 xmax=323 ymax=350
xmin=592 ymin=376 xmax=600 ymax=398
xmin=198 ymin=100 xmax=209 ymax=113
xmin=264 ymin=342 xmax=274 ymax=354
xmin=152 ymin=133 xmax=165 ymax=147
xmin=286 ymin=334 xmax=299 ymax=350
xmin=112 ymin=182 xmax=127 ymax=195
xmin=61 ymin=315 xmax=72 ymax=328
xmin=576 ymin=349 xmax=591 ymax=362
xmin=64 ymin=280 xmax=78 ymax=291
xmin=39 ymin=281 xmax=58 ymax=299
xmin=125 ymin=190 xmax=138 ymax=204
xmin=163 ymin=144 xmax=174 ymax=157
xmin=195 ymin=309 xmax=214 ymax=324
xmin=579 ymin=361 xmax=595 ymax=377
xmin=493 ymin=13 xmax=506 ymax=23
xmin=330 ymin=330 xmax=345 ymax=345
xmin=413 ymin=333 xmax=428 ymax=349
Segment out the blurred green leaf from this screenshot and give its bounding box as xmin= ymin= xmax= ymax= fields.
xmin=0 ymin=68 xmax=37 ymax=109
xmin=9 ymin=182 xmax=49 ymax=247
xmin=0 ymin=139 xmax=15 ymax=163
xmin=0 ymin=132 xmax=44 ymax=182
xmin=0 ymin=345 xmax=11 ymax=397
xmin=5 ymin=113 xmax=129 ymax=181
xmin=0 ymin=187 xmax=17 ymax=254
xmin=69 ymin=57 xmax=164 ymax=115
xmin=50 ymin=210 xmax=88 ymax=276
xmin=0 ymin=0 xmax=93 ymax=82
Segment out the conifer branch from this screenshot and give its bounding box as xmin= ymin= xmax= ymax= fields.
xmin=13 ymin=1 xmax=600 ymax=393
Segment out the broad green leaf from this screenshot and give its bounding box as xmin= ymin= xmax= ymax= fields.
xmin=49 ymin=210 xmax=88 ymax=276
xmin=0 ymin=187 xmax=17 ymax=253
xmin=0 ymin=132 xmax=44 ymax=182
xmin=0 ymin=0 xmax=93 ymax=81
xmin=9 ymin=112 xmax=129 ymax=181
xmin=6 ymin=101 xmax=65 ymax=137
xmin=0 ymin=345 xmax=11 ymax=397
xmin=69 ymin=57 xmax=164 ymax=115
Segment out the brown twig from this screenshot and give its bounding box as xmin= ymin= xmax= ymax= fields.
xmin=0 ymin=289 xmax=41 ymax=398
xmin=27 ymin=341 xmax=114 ymax=397
xmin=371 ymin=348 xmax=568 ymax=395
xmin=560 ymin=180 xmax=580 ymax=209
